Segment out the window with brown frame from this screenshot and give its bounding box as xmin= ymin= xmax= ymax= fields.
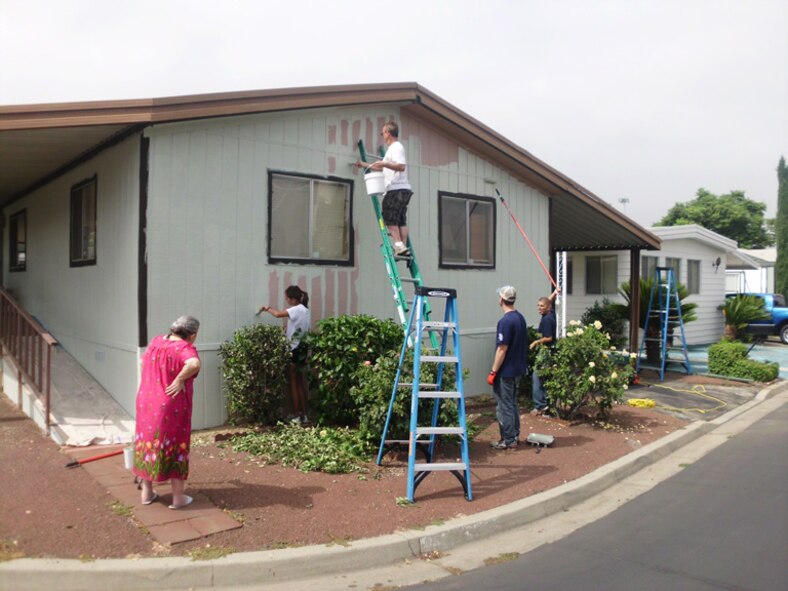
xmin=9 ymin=210 xmax=26 ymax=272
xmin=268 ymin=171 xmax=353 ymax=265
xmin=438 ymin=191 xmax=495 ymax=268
xmin=70 ymin=176 xmax=97 ymax=267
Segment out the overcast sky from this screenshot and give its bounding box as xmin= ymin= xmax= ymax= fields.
xmin=1 ymin=0 xmax=785 ymax=227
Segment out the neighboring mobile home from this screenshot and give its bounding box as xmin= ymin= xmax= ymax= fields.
xmin=726 ymin=247 xmax=775 ymax=294
xmin=0 ymin=83 xmax=659 ymax=429
xmin=564 ymin=224 xmax=752 ymax=345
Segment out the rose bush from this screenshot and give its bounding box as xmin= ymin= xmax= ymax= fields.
xmin=534 ymin=320 xmax=636 ymax=419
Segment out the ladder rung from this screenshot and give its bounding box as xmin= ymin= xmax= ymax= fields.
xmin=383 ymin=439 xmax=409 ymax=445
xmin=399 ymin=382 xmax=438 ymax=389
xmin=421 ymin=355 xmax=458 ymax=363
xmin=400 ymin=277 xmax=419 ymax=283
xmin=413 ymin=462 xmax=467 ymax=472
xmin=418 ymin=391 xmax=462 ymax=399
xmin=417 ymin=427 xmax=464 ymax=436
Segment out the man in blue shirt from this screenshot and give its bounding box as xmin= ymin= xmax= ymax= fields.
xmin=488 ymin=285 xmax=529 ymax=450
xmin=530 ymin=291 xmax=558 ymax=415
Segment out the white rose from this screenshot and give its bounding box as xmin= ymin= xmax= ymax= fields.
xmin=589 ymin=361 xmax=596 ymax=368
xmin=611 ymin=372 xmax=618 ymax=379
xmin=589 ymin=375 xmax=596 ymax=383
xmin=594 ymin=320 xmax=602 ymax=330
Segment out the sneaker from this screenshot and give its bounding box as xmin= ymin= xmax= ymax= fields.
xmin=491 ymin=440 xmax=517 ymax=450
xmin=290 ymin=416 xmax=302 ymax=425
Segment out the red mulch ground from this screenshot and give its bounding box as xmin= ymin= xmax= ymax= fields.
xmin=0 ymin=393 xmax=691 ymax=560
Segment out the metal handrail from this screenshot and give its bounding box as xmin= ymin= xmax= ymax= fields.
xmin=0 ymin=287 xmax=58 ymax=434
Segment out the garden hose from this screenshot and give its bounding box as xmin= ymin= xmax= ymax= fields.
xmin=630 ymin=381 xmax=727 ymax=415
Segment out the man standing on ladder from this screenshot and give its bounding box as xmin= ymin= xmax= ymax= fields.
xmin=487 ymin=285 xmax=529 ymax=451
xmin=356 ymin=121 xmax=413 ymax=256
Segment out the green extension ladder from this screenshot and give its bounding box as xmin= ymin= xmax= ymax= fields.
xmin=357 ymin=140 xmax=438 ymax=349
xmin=377 ymin=286 xmax=472 ymax=502
xmin=636 ymin=266 xmax=693 ymax=380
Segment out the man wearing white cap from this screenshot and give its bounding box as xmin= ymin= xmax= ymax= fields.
xmin=488 ymin=285 xmax=529 ymax=450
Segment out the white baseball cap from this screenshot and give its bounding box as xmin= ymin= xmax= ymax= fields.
xmin=497 ymin=285 xmax=516 ymax=303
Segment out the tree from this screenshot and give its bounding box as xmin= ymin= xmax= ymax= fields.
xmin=655 ymin=188 xmax=774 ymax=248
xmin=775 ymin=157 xmax=788 ymax=296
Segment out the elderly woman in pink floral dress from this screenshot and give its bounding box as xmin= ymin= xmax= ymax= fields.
xmin=133 ymin=315 xmax=201 ymax=509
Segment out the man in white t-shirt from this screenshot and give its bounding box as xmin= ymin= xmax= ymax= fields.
xmin=358 ymin=121 xmax=413 ymax=256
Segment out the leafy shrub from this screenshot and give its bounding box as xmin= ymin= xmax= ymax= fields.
xmin=708 ymin=339 xmax=747 ymax=372
xmin=580 ymin=298 xmax=627 ymax=348
xmin=219 ymin=324 xmax=292 ymax=425
xmin=349 ymin=348 xmax=461 ymax=446
xmin=231 ymin=424 xmax=369 ymax=473
xmin=708 ymin=340 xmax=779 ymax=381
xmin=534 ymin=320 xmax=635 ymax=419
xmin=305 ymin=315 xmax=404 ymax=425
xmin=718 ymin=295 xmax=770 ymax=340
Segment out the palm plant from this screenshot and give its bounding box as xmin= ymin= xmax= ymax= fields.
xmin=610 ymin=277 xmax=698 ymax=362
xmin=718 ymin=295 xmax=770 ymax=340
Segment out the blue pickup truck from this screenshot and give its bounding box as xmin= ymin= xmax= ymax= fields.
xmin=728 ymin=293 xmax=788 ymax=344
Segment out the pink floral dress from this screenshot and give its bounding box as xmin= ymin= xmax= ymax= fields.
xmin=132 ymin=335 xmax=199 ymax=482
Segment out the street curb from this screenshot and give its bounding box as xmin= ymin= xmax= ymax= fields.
xmin=3 ymin=381 xmax=787 ymax=591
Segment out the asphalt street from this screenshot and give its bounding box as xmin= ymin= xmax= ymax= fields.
xmin=405 ymin=401 xmax=788 ymax=591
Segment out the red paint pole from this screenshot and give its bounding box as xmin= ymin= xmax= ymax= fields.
xmin=495 ymin=189 xmax=557 ymax=288
xmin=65 ymin=449 xmax=124 ymax=468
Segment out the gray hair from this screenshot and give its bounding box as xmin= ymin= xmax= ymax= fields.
xmin=170 ymin=315 xmax=200 ymax=339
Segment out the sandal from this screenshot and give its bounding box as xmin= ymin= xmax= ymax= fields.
xmin=142 ymin=491 xmax=158 ymax=505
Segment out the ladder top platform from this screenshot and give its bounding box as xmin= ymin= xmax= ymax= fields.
xmin=415 ymin=286 xmax=457 ymax=298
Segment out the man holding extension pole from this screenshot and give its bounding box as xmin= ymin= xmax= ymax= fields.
xmin=530 ymin=289 xmax=559 ymax=415
xmin=356 ymin=121 xmax=413 ymax=256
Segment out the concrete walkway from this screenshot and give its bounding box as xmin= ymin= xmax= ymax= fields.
xmin=3 ymin=380 xmax=785 ymax=591
xmin=62 ymin=445 xmax=242 ymax=545
xmin=2 ymin=343 xmax=241 ymax=548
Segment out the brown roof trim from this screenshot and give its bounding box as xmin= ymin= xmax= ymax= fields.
xmin=0 ymin=83 xmax=419 ymax=131
xmin=0 ymin=82 xmax=659 ymax=248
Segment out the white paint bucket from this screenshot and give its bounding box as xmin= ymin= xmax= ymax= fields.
xmin=364 ymin=171 xmax=386 ymax=196
xmin=123 ymin=446 xmax=134 ymax=470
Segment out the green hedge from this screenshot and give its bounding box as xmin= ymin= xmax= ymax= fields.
xmin=305 ymin=314 xmax=404 ymax=425
xmin=219 ymin=324 xmax=292 ymax=424
xmin=708 ymin=340 xmax=779 ymax=381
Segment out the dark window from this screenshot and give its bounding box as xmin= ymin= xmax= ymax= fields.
xmin=586 ymin=255 xmax=617 ymax=294
xmin=70 ymin=176 xmax=97 ymax=266
xmin=665 ymin=257 xmax=681 ymax=282
xmin=9 ymin=210 xmax=26 ymax=272
xmin=566 ymin=256 xmax=573 ymax=295
xmin=438 ymin=192 xmax=495 ymax=268
xmin=641 ymin=255 xmax=658 ymax=281
xmin=268 ymin=172 xmax=353 ymax=265
xmin=687 ymin=260 xmax=700 ymax=294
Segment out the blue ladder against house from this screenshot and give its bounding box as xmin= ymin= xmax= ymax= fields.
xmin=376 ymin=286 xmax=472 ymax=502
xmin=636 ymin=266 xmax=693 ymax=380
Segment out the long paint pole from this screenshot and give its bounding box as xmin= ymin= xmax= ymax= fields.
xmin=496 ymin=189 xmax=557 ymax=288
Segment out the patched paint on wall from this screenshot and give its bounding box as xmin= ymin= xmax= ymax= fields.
xmin=402 ymin=113 xmax=459 ymax=168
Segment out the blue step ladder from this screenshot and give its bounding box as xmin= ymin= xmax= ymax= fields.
xmin=636 ymin=267 xmax=693 ymax=380
xmin=377 ymin=286 xmax=472 ymax=502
